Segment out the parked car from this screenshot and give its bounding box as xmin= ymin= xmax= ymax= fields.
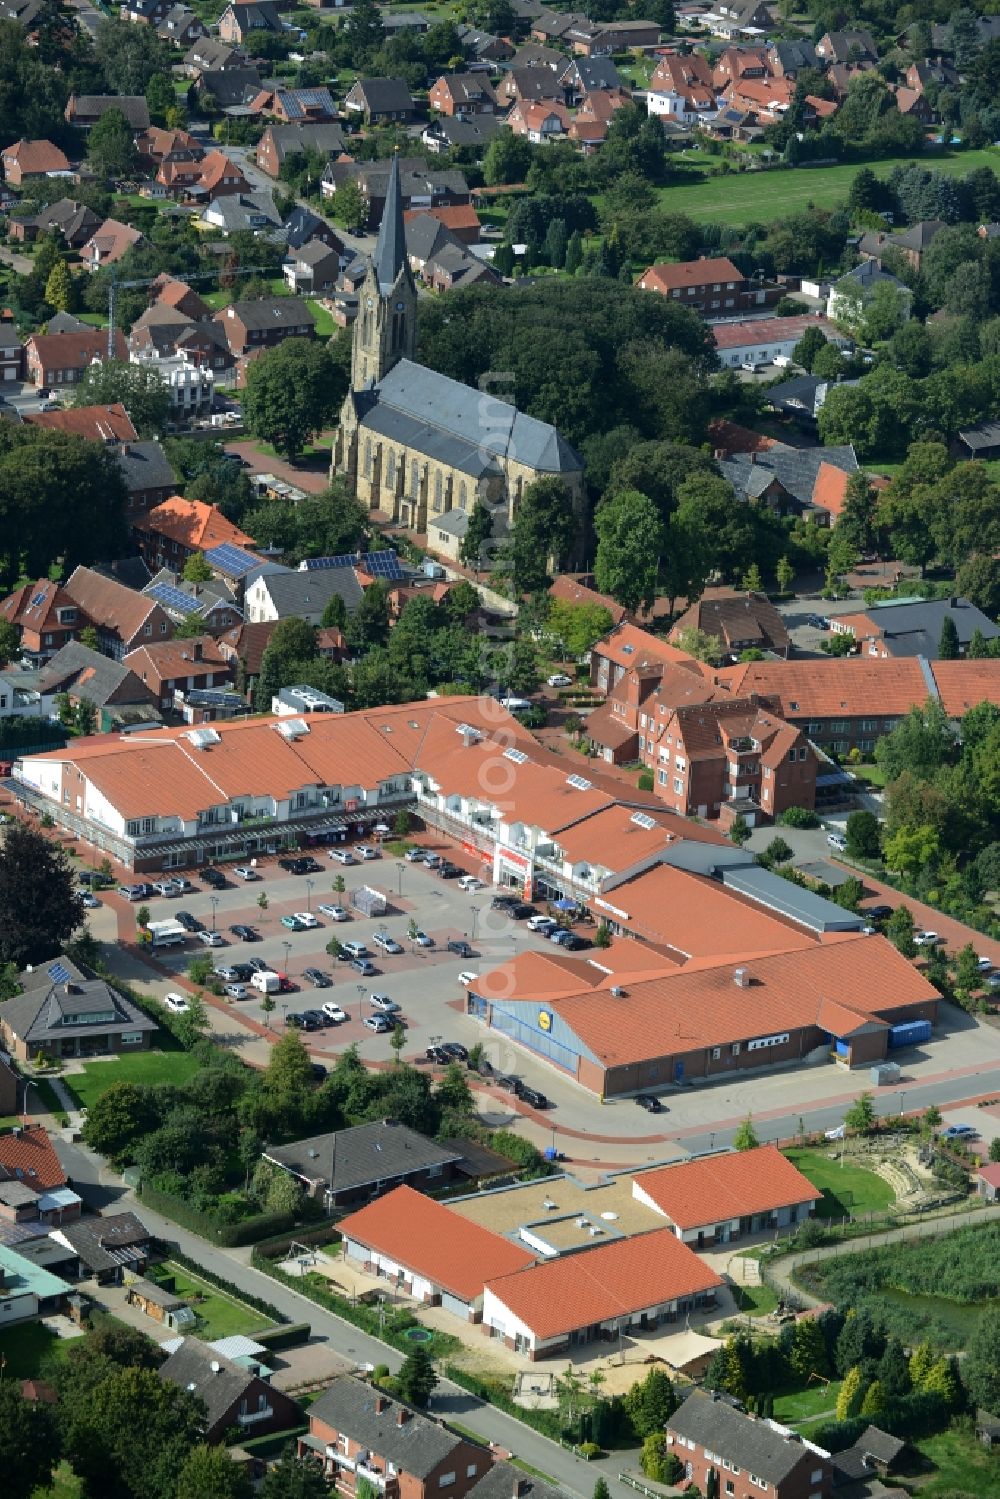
xmin=281 ymin=914 xmax=308 ymax=931
xmin=352 ymin=958 xmax=377 ymax=976
xmin=553 ymin=932 xmax=587 ymax=951
xmin=317 ymin=903 xmax=349 ymax=921
xmin=341 ymin=941 xmax=369 ymax=959
xmin=230 ymin=924 xmax=259 ymax=942
xmin=233 ymin=865 xmax=260 ymax=881
xmin=175 ymin=911 xmax=203 ymax=933
xmin=370 ymin=993 xmax=400 ymax=1013
xmin=405 ymin=846 xmax=427 ymax=862
xmin=411 ymin=929 xmax=433 ymax=947
xmin=442 ymin=1041 xmax=468 ymax=1061
xmin=197 ymin=930 xmax=224 ymax=947
xmin=547 ymin=673 xmax=573 ymax=688
xmin=201 ymin=867 xmax=227 ymax=888
xmin=827 ymin=832 xmax=847 ymax=852
xmin=527 ymin=915 xmax=557 ymax=933
xmin=426 ymin=1045 xmax=450 ymax=1065
xmin=447 ymin=939 xmax=473 ymax=957
xmin=246 ymin=957 xmax=271 ymax=974
xmin=171 ymin=878 xmax=193 ymax=895
xmin=301 ymin=1009 xmax=327 ymax=1029
xmin=458 ymin=971 xmax=479 ymax=987
xmin=303 ymin=967 xmax=332 ymax=988
xmin=311 ymin=1063 xmax=328 ymax=1081
xmin=151 ymin=879 xmax=178 ymax=897
xmin=495 ymin=1074 xmax=521 ymax=1094
xmin=807 ymin=613 xmax=829 ymax=630
xmin=634 ymin=1094 xmax=664 ymax=1114
xmin=322 ymin=1001 xmax=348 ymax=1023
xmin=119 ymin=884 xmax=149 ymax=901
xmin=279 ymin=857 xmax=311 ymax=875
xmin=292 ymin=912 xmax=320 ymax=929
xmin=914 ymin=930 xmax=940 ymax=947
xmin=225 ymin=983 xmax=248 ymax=1000
xmin=285 ymin=1012 xmax=306 ymax=1029
xmin=941 ymin=1123 xmax=979 ymax=1140
xmin=372 ymin=932 xmax=403 ymax=954
xmin=437 ymin=861 xmax=461 ymax=879
xmin=163 ymin=993 xmax=189 ymax=1014
xmin=491 ymin=893 xmax=517 ymax=910
xmin=80 ymin=892 xmax=101 ymax=909
xmin=423 ymin=853 xmax=442 ymax=869
xmin=519 ymin=1085 xmax=549 ymax=1109
xmin=329 ymin=849 xmax=356 ymax=865
xmin=357 ymin=844 xmax=380 ymax=860
xmin=457 ymin=875 xmax=484 ymax=892
xmin=866 ymin=904 xmax=893 ymax=922
xmin=363 ymin=1014 xmax=393 ymax=1033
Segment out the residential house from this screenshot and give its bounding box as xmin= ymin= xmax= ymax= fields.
xmin=905 ymin=58 xmax=959 ymax=92
xmin=768 ymin=38 xmax=817 ymax=75
xmin=712 ymin=44 xmax=770 ymax=85
xmin=63 ymin=565 xmax=174 ymax=660
xmin=283 ymin=238 xmax=342 ymax=295
xmin=218 ymin=0 xmax=282 ymax=43
xmin=495 ymin=67 xmax=564 ymax=106
xmin=136 ymin=127 xmax=203 ymax=171
xmin=666 ymin=1391 xmax=833 ymax=1497
xmin=301 ymin=1376 xmax=491 ymax=1493
xmin=0 ymin=963 xmax=157 ymax=1063
xmin=155 ymin=5 xmax=204 ymax=44
xmin=712 ymin=314 xmax=851 ymax=369
xmin=957 ymin=420 xmax=1000 ymax=461
xmin=0 ymin=1245 xmax=69 ymax=1324
xmin=429 ymin=73 xmax=498 ymax=116
xmin=766 ymin=372 xmax=844 ymax=429
xmin=572 ymin=18 xmax=662 ymax=53
xmin=548 ymin=572 xmax=627 ymax=627
xmin=0 ymin=580 xmax=92 ymax=664
xmin=283 ymin=204 xmax=344 ymax=254
xmin=123 ymin=635 xmax=235 ymax=712
xmin=590 ymin=621 xmax=711 ymax=694
xmin=150 ymin=274 xmax=214 ymax=322
xmin=159 ymin=1337 xmax=301 ymax=1443
xmin=133 ymin=496 xmax=257 ymax=572
xmin=482 ymin=1228 xmax=723 ymax=1360
xmin=343 ymin=77 xmax=416 ymax=124
xmin=857 ymin=218 xmax=945 ymax=273
xmin=723 ymin=74 xmax=796 ymax=120
xmin=506 ymin=100 xmax=570 ymax=142
xmin=188 ymin=68 xmax=264 ymax=115
xmin=637 ymin=256 xmax=746 ymax=314
xmin=24 ymin=402 xmax=137 ymax=443
xmin=126 ymin=1278 xmax=197 ymax=1330
xmin=321 ymin=158 xmax=471 ymax=227
xmin=143 ymin=570 xmax=242 ymax=635
xmin=117 ymin=440 xmax=179 ymax=520
xmin=255 ymin=121 xmax=346 ymax=178
xmin=456 ymin=24 xmax=515 ymax=67
xmin=182 ymin=36 xmax=246 ymax=75
xmin=422 ymin=115 xmax=504 ymax=154
xmin=8 ymin=198 xmax=100 ymax=249
xmin=508 ymin=41 xmax=567 ymax=70
xmin=815 ymin=28 xmax=877 ymax=64
xmin=129 ymin=305 xmax=235 ymax=377
xmin=978 ymin=1163 xmax=1000 ymax=1202
xmin=0 ymin=1126 xmax=68 ymax=1194
xmin=0 ymin=318 xmax=22 ymax=383
xmin=405 ymin=203 xmax=482 ymax=248
xmin=558 ymin=53 xmax=624 ymax=100
xmin=706 ymin=0 xmax=774 ymax=39
xmin=830 ymin=596 xmax=1000 ymax=659
xmin=217 ymin=619 xmax=279 ymax=692
xmin=213 ymin=297 xmax=315 ymax=357
xmin=80 ymin=219 xmax=144 ymax=270
xmin=827 ymin=259 xmax=911 ymax=327
xmin=0 ymin=139 xmax=71 ymax=186
xmin=632 ymin=1145 xmax=819 ymax=1246
xmin=263 ymin=1120 xmax=464 ymax=1207
xmin=199 ymin=190 xmax=282 ymax=235
xmin=568 ymin=89 xmax=631 ymax=149
xmin=894 ymin=84 xmax=935 ymax=121
xmin=381 ymin=10 xmax=432 ymax=35
xmin=37 ymin=642 xmax=159 ymax=729
xmin=65 ymin=95 xmax=150 ymax=132
xmin=253 ymin=86 xmax=338 ymax=123
xmin=646 ymin=53 xmax=718 ymax=121
xmin=719 ymin=440 xmax=859 ymax=524
xmin=339 ymin=1186 xmax=536 ymax=1320
xmin=670 ymin=588 xmax=790 ymax=658
xmin=531 ymin=8 xmax=588 ymax=42
xmin=52 ymin=1211 xmax=152 ymax=1284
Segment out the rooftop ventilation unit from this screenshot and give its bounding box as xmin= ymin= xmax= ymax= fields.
xmin=186 ymin=726 xmax=221 ymax=749
xmin=734 ymin=967 xmax=751 ymax=988
xmin=276 ymin=717 xmax=310 ymax=740
xmin=610 ymin=985 xmax=627 ymax=998
xmin=630 ymin=811 xmax=657 ymax=830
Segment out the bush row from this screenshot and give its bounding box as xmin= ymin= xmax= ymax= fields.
xmin=254 ymin=1322 xmax=311 ymax=1352
xmin=152 ymin=1243 xmax=290 ymax=1323
xmin=142 ymin=1181 xmax=295 ymax=1249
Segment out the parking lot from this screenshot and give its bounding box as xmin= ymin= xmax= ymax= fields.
xmin=128 ymin=844 xmax=574 ymax=1089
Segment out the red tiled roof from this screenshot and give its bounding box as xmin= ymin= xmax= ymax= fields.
xmin=714 ymin=657 xmax=938 ymax=718
xmin=0 ymin=1125 xmax=66 ymax=1191
xmin=27 ymin=329 xmax=128 ymax=368
xmin=595 ymin=623 xmax=704 ymax=673
xmin=486 ymin=1228 xmax=722 ymax=1339
xmin=339 ymin=1186 xmax=536 ymax=1300
xmin=812 ymin=461 xmax=852 ymax=518
xmin=979 ymin=1163 xmax=1000 ymax=1189
xmin=632 ymin=1145 xmax=819 ymax=1229
xmin=713 ymin=316 xmax=842 ymax=351
xmin=64 ymin=565 xmax=162 ymax=645
xmin=1 ymin=139 xmax=70 ymax=174
xmin=548 ymin=574 xmax=626 ymax=625
xmin=638 ymin=256 xmax=742 ymax=294
xmin=144 ymin=496 xmax=255 ymax=552
xmin=25 ymin=403 xmax=138 ymax=442
xmin=932 ymin=660 xmax=1000 ymax=716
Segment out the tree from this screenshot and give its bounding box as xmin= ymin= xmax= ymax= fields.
xmin=730 ymin=815 xmax=751 ymax=847
xmin=242 ymin=340 xmax=346 ymax=461
xmin=459 ymin=500 xmax=495 ymax=570
xmin=836 ymin=1365 xmax=866 ymax=1421
xmin=182 ymin=552 xmax=213 ymax=583
xmin=483 ymin=127 xmax=534 ymax=186
xmin=0 ymin=822 xmax=81 ymax=967
xmin=885 ymin=904 xmax=916 ymax=957
xmin=390 ymin=1022 xmax=406 ymax=1066
xmin=0 ymin=1380 xmax=58 ymax=1499
xmin=845 ymin=1091 xmax=876 ymax=1134
xmin=883 ymin=824 xmax=939 ymax=879
xmin=260 ymin=1453 xmax=329 ymax=1499
xmin=73 ymin=360 xmax=170 ymax=438
xmin=763 ymin=835 xmax=793 ymax=866
xmin=321 ymin=592 xmax=348 ymax=631
xmin=776 ymin=554 xmax=794 ymax=594
xmin=436 ymin=1061 xmax=472 ymax=1113
xmin=964 ymin=1307 xmax=1000 ymax=1413
xmin=509 ymin=478 xmax=577 ymax=593
xmin=176 ymin=1445 xmax=253 ymax=1499
xmin=346 ymin=581 xmax=391 ymax=653
xmin=87 ymin=106 xmax=137 ymax=178
xmin=0 ymin=617 xmax=20 ymax=666
xmin=0 ymin=424 xmax=128 ymax=581
xmin=793 ymin=325 xmax=829 ymax=372
xmin=593 ymin=1480 xmax=610 ymax=1499
xmin=593 ymin=488 xmax=663 ymax=614
xmin=954 ymin=943 xmax=983 ymax=1005
xmin=858 ymin=1379 xmax=884 ymax=1417
xmin=397 ymin=1346 xmax=437 ymax=1408
xmin=329 ymin=179 xmax=368 ymax=232
xmin=624 ymin=1366 xmax=677 ymax=1439
xmin=845 ymin=810 xmax=880 ymax=858
xmin=733 ymin=1115 xmax=759 ymax=1150
xmin=938 ymin=615 xmax=960 ymax=660
xmin=44 ymin=258 xmax=74 ymax=313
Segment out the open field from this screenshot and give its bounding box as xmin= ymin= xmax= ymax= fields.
xmin=651 ymin=149 xmax=1000 ymax=225
xmin=63 ymin=1049 xmax=202 ymax=1111
xmin=783 ymin=1146 xmax=895 ymax=1218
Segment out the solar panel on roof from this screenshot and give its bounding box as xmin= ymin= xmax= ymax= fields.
xmin=361 ymin=551 xmax=404 ymax=581
xmin=204 ymin=543 xmax=259 ymax=577
xmin=48 ymin=962 xmax=70 ymax=984
xmin=30 ymin=592 xmax=47 ymax=608
xmin=148 ymin=582 xmax=198 ymax=616
xmin=300 ymin=553 xmax=359 ymax=571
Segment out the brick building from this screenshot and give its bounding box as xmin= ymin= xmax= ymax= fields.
xmin=666 ymin=1390 xmax=833 ymax=1498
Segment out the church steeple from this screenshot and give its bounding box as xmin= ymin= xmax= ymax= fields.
xmin=351 ymin=153 xmax=416 ymax=391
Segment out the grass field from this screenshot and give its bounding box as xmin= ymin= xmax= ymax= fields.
xmin=731 ymin=1281 xmax=779 ymax=1317
xmin=0 ymin=1319 xmax=72 ymax=1379
xmin=650 ymin=148 xmax=1000 ymax=225
xmin=63 ymin=1049 xmax=201 ymax=1111
xmin=306 ymin=298 xmax=335 ymax=336
xmin=150 ymin=1261 xmax=275 ymax=1340
xmin=34 ymin=1462 xmax=83 ymax=1499
xmin=783 ymin=1146 xmax=895 ymax=1219
xmin=772 ymin=1379 xmax=842 ymax=1426
xmin=913 ymin=1424 xmax=1000 ymax=1497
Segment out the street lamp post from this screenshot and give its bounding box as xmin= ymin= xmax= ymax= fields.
xmin=356 ymin=984 xmax=367 ymax=1022
xmin=210 ymin=895 xmax=219 ymax=932
xmin=396 ymin=862 xmax=404 ymax=897
xmin=21 ymin=1078 xmax=35 ymax=1126
xmin=282 ymin=939 xmax=291 ymax=977
xmin=281 ymin=1002 xmax=287 ymax=1025
xmin=470 ymin=905 xmax=480 ymax=943
xmin=305 ymin=877 xmax=314 ymax=913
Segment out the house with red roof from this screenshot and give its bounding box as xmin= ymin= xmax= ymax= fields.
xmin=632 ymin=1144 xmax=819 ymax=1246
xmin=979 ymin=1163 xmax=1000 ymax=1201
xmin=0 ymin=1125 xmax=68 ymax=1193
xmin=0 ymin=580 xmax=93 ymax=664
xmin=482 ymin=1228 xmax=723 ymax=1360
xmin=80 ymin=218 xmax=144 ymax=270
xmin=0 ymin=139 xmax=70 ymax=186
xmin=24 ymin=328 xmax=128 ymax=388
xmin=132 ymin=496 xmax=256 ymax=571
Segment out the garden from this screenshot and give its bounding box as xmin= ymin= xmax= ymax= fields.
xmin=783 ymin=1146 xmax=897 ymax=1220
xmin=144 ymin=1261 xmax=276 ymax=1342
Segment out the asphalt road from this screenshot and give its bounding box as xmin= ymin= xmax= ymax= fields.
xmin=53 ymin=1134 xmax=638 ymax=1499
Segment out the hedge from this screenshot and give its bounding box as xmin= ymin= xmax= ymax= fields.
xmin=442 ymin=1365 xmax=566 ymax=1443
xmin=255 ymin=1322 xmax=311 ymax=1352
xmin=152 ymin=1245 xmax=289 ymax=1324
xmin=142 ymin=1181 xmax=295 ymax=1248
xmin=252 ymin=1223 xmax=343 ymax=1259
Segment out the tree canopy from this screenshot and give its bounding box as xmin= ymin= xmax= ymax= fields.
xmin=242 ymin=338 xmax=347 ymax=461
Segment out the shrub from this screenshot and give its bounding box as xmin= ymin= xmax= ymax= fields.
xmin=780 ymin=806 xmax=820 ymax=829
xmin=637 ymin=770 xmax=654 ymax=791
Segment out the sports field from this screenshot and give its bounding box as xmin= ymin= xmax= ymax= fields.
xmin=652 ymin=148 xmax=1000 ymax=225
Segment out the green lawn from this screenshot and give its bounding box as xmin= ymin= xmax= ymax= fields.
xmin=730 ymin=1281 xmax=779 ymax=1317
xmin=0 ymin=1319 xmax=72 ymax=1379
xmin=63 ymin=1049 xmax=202 ymax=1111
xmin=34 ymin=1462 xmax=83 ymax=1499
xmin=149 ymin=1261 xmax=275 ymax=1341
xmin=306 ymin=298 xmax=335 ymax=336
xmin=648 ymin=148 xmax=1000 ymax=226
xmin=783 ymin=1146 xmax=895 ymax=1219
xmin=772 ymin=1379 xmax=842 ymax=1426
xmin=913 ymin=1424 xmax=1000 ymax=1497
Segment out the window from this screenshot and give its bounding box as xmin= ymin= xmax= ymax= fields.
xmin=121 ymin=1032 xmax=142 ymax=1045
xmin=127 ymin=820 xmax=140 ymax=836
xmin=466 ymin=1466 xmax=478 ymax=1478
xmin=438 ymin=1474 xmax=456 ymax=1488
xmin=144 ymin=623 xmax=152 ymax=636
xmin=673 ymin=777 xmax=683 ymax=794
xmin=732 ymin=1042 xmax=740 ymax=1055
xmin=434 ymin=469 xmax=443 ymax=512
xmin=711 ymin=1046 xmax=720 ymax=1059
xmin=658 ymin=769 xmax=667 ymax=785
xmin=810 ymin=1472 xmax=824 ymax=1484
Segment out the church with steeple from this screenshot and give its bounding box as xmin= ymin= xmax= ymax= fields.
xmin=331 ymin=155 xmax=584 ymax=557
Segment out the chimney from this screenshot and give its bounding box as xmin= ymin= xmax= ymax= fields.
xmin=397 ymin=1407 xmax=410 ymax=1427
xmin=749 ymin=451 xmax=757 ymax=464
xmin=375 ymin=1395 xmax=387 ymax=1414
xmin=512 ymin=1481 xmax=530 ymax=1498
xmin=733 ymin=967 xmax=750 ymax=988
xmin=193 ymin=640 xmax=203 ymax=661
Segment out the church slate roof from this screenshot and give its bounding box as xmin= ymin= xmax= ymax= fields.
xmin=359 ymin=359 xmax=582 ymax=476
xmin=373 ymin=151 xmax=406 ymax=294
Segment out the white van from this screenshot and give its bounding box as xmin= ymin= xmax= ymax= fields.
xmin=341 ymin=940 xmax=370 ymax=960
xmin=773 ymin=354 xmax=792 ymax=368
xmin=250 ymin=970 xmax=281 ymax=994
xmin=827 ymin=832 xmax=847 ymax=852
